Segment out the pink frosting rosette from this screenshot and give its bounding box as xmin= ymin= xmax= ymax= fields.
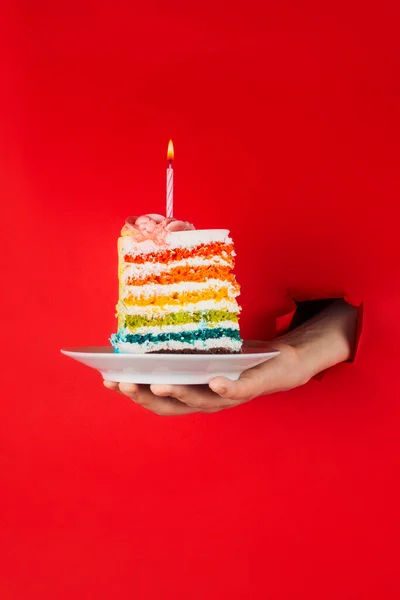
xmin=121 ymin=214 xmax=195 ymax=244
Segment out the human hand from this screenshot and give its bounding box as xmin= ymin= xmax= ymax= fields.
xmin=104 ymin=299 xmax=358 ymax=416
xmin=103 ymin=342 xmax=309 ymax=416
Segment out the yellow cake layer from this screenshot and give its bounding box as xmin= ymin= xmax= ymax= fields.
xmin=122 ymin=285 xmax=236 ymax=307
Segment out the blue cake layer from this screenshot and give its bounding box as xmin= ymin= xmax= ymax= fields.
xmin=110 ymin=327 xmax=241 ymax=347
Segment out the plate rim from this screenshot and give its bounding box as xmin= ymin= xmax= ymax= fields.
xmin=60 ymin=346 xmax=280 ymax=359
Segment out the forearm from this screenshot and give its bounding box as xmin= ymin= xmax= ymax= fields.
xmin=277 ymin=299 xmax=358 ymax=378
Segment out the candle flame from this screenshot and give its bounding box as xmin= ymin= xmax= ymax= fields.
xmin=167 ymin=139 xmax=174 ymax=161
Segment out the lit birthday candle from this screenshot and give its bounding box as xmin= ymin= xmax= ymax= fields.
xmin=166 ymin=139 xmax=174 ymax=218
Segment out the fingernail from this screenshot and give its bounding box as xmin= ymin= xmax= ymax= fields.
xmin=151 ymin=386 xmax=172 ymax=397
xmin=213 ymin=385 xmax=226 ymax=395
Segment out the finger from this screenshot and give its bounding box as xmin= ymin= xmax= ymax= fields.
xmin=150 ymin=384 xmax=234 ymax=410
xmin=103 ymin=380 xmax=121 ymax=391
xmin=119 ymin=383 xmax=199 ymax=416
xmin=209 ymin=364 xmax=266 ymax=401
xmin=118 ymin=382 xmax=140 ymax=397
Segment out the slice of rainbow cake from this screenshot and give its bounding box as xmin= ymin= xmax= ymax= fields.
xmin=110 ymin=214 xmax=242 ymax=354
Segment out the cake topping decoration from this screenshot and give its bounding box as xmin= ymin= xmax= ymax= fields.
xmin=121 ymin=214 xmax=195 ymax=244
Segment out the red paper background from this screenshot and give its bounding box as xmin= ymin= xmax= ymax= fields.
xmin=1 ymin=1 xmax=400 ymax=598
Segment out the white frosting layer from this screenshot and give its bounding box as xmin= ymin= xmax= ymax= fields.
xmin=117 ymin=299 xmax=241 ymax=317
xmin=114 ymin=337 xmax=242 ymax=354
xmin=119 ymin=229 xmax=232 ymax=256
xmin=119 ymin=255 xmax=233 ymax=281
xmin=121 ymin=279 xmax=239 ymax=300
xmin=122 ymin=321 xmax=239 ymax=335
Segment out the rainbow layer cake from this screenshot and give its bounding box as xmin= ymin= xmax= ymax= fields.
xmin=110 ymin=214 xmax=242 ymax=354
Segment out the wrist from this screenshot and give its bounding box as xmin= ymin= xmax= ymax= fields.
xmin=295 ymin=327 xmax=349 ymax=378
xmin=277 ymin=299 xmax=358 ymax=378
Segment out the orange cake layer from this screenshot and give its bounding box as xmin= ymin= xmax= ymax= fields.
xmin=123 ymin=286 xmax=238 ymax=307
xmin=125 ymin=265 xmax=235 ymax=286
xmin=123 ymin=242 xmax=234 ymax=265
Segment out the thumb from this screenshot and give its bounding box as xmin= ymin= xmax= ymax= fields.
xmin=209 ymin=371 xmax=260 ymax=401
